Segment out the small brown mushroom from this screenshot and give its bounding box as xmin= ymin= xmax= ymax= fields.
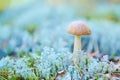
xmin=67 ymin=21 xmax=91 ymax=52
xmin=67 ymin=21 xmax=91 ymax=65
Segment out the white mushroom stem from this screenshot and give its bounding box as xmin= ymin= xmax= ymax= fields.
xmin=74 ymin=35 xmax=81 ymax=53
xmin=73 ymin=35 xmax=81 ymax=66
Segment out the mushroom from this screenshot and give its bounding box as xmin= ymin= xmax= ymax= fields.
xmin=67 ymin=21 xmax=91 ymax=65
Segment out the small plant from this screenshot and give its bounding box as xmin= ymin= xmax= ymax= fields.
xmin=24 ymin=24 xmax=37 ymax=37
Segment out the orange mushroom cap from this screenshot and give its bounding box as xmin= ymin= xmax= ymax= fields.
xmin=67 ymin=21 xmax=91 ymax=36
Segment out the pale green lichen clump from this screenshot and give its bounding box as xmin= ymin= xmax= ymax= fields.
xmin=0 ymin=47 xmax=119 ymax=80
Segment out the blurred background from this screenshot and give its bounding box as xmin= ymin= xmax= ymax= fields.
xmin=0 ymin=0 xmax=120 ymax=58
